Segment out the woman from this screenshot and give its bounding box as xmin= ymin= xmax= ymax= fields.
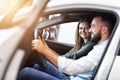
xmin=63 ymin=19 xmax=96 ymax=59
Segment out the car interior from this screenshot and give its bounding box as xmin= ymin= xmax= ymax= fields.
xmin=4 ymin=3 xmax=115 ymax=78
xmin=0 ymin=0 xmax=119 ymax=80
xmin=18 ymin=9 xmax=117 ymax=74
xmin=1 ymin=1 xmax=118 ymax=79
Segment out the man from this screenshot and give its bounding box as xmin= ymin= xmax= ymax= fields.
xmin=18 ymin=15 xmax=113 ymax=80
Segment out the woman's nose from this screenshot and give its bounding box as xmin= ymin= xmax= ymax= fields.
xmin=82 ymin=28 xmax=85 ymax=32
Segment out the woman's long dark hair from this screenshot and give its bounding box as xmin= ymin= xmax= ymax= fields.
xmin=69 ymin=18 xmax=91 ymax=53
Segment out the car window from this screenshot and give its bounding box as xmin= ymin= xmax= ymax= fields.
xmin=42 ymin=22 xmax=78 ymax=45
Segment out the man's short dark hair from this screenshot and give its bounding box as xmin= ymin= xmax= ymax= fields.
xmin=93 ymin=13 xmax=116 ymax=34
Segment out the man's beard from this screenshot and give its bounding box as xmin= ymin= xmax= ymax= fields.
xmin=91 ymin=32 xmax=101 ymax=43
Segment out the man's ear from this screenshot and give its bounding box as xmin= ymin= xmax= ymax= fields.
xmin=102 ymin=26 xmax=108 ymax=34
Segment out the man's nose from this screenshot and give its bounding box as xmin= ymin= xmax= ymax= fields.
xmin=88 ymin=28 xmax=91 ymax=33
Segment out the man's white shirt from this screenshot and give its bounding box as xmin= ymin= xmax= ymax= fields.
xmin=58 ymin=40 xmax=108 ymax=75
